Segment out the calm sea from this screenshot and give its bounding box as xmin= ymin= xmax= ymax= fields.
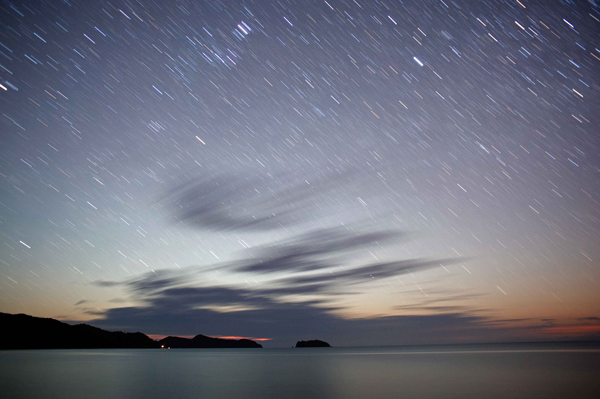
xmin=1 ymin=343 xmax=599 ymax=399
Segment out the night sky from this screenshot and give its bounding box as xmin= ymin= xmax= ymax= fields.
xmin=1 ymin=0 xmax=599 ymax=347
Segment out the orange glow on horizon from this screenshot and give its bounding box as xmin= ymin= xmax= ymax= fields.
xmin=210 ymin=335 xmax=272 ymax=341
xmin=538 ymin=325 xmax=600 ymax=337
xmin=147 ymin=334 xmax=272 ymax=341
xmin=148 ymin=334 xmax=195 ymax=340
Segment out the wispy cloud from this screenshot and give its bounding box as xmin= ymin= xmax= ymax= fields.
xmin=90 ymin=172 xmax=485 ymax=345
xmin=277 ymin=258 xmax=462 ymax=286
xmin=233 ymin=227 xmax=404 ymax=274
xmin=162 ymin=171 xmax=361 ymax=232
xmin=91 ymin=287 xmax=497 ymax=346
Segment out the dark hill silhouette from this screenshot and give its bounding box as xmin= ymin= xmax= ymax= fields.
xmin=0 ymin=312 xmax=158 ymax=349
xmin=0 ymin=312 xmax=263 ymax=350
xmin=159 ymin=334 xmax=262 ymax=348
xmin=296 ymin=339 xmax=331 ymax=347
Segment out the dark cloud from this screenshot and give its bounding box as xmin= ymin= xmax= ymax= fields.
xmin=395 ymin=293 xmax=489 ymax=313
xmin=92 ymin=280 xmax=121 ymax=288
xmin=90 ymin=284 xmax=499 ymax=347
xmin=226 ymin=229 xmax=406 ymax=284
xmin=235 ymin=227 xmax=404 ymax=274
xmin=163 ymin=172 xmax=363 ymax=232
xmin=89 ymin=244 xmax=482 ymax=346
xmin=396 ymin=305 xmax=474 ymax=313
xmin=83 ymin=310 xmax=105 ymax=316
xmin=92 ymin=266 xmax=204 ymax=294
xmin=91 ymin=291 xmax=546 ymax=347
xmin=482 ymin=318 xmax=536 ymax=326
xmin=252 ymin=227 xmax=404 ymax=256
xmin=74 ymin=300 xmax=88 ymax=306
xmin=578 ymin=317 xmax=600 ymax=322
xmin=89 ymin=249 xmax=595 ymax=345
xmin=147 ymin=285 xmax=276 ymax=310
xmin=91 ymin=226 xmax=440 ymax=299
xmin=93 ymin=183 xmax=478 ymax=345
xmin=234 ymin=255 xmax=335 ymax=275
xmin=278 ymin=258 xmax=462 ymax=286
xmin=126 ymin=271 xmax=190 ymax=294
xmin=108 ymin=298 xmax=129 ymax=304
xmin=256 ymin=283 xmax=351 ymax=297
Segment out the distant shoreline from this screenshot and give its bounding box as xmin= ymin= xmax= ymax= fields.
xmin=2 ymin=312 xmax=599 ymax=350
xmin=0 ymin=312 xmax=261 ymax=350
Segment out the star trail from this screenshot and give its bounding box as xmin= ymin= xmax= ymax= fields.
xmin=0 ymin=0 xmax=599 ymax=346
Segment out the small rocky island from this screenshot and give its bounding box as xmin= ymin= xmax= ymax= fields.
xmin=295 ymin=339 xmax=331 ymax=348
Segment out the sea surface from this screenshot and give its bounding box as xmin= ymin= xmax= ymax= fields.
xmin=1 ymin=343 xmax=599 ymax=399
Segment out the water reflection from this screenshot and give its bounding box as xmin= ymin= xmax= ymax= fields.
xmin=1 ymin=345 xmax=599 ymax=399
